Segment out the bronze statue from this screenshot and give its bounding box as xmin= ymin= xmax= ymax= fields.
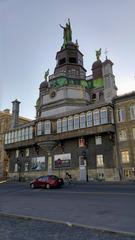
xmin=44 ymin=69 xmax=49 ymax=81
xmin=96 ymin=48 xmax=101 ymax=60
xmin=60 ymin=19 xmax=72 ymax=47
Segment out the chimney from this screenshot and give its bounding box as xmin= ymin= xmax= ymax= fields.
xmin=11 ymin=99 xmax=20 ymax=128
xmin=3 ymin=109 xmax=10 ymax=114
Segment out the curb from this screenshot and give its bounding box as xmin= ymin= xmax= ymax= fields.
xmin=0 ymin=212 xmax=135 ymax=238
xmin=0 ymin=180 xmax=7 ymax=184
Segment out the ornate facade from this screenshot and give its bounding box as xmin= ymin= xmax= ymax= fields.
xmin=4 ymin=21 xmax=135 ymax=181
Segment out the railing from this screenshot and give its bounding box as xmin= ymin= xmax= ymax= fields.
xmin=49 ymin=72 xmax=86 ymax=80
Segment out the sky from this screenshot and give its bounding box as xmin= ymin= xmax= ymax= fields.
xmin=0 ymin=0 xmax=135 ymax=119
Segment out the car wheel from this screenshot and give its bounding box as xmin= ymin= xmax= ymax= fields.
xmin=46 ymin=183 xmax=50 ymax=189
xmin=30 ymin=183 xmax=35 ymax=189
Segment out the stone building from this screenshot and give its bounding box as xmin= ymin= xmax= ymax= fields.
xmin=4 ymin=20 xmax=135 ymax=181
xmin=4 ymin=21 xmax=119 ymax=182
xmin=0 ymin=105 xmax=31 ymax=179
xmin=114 ymin=92 xmax=135 ymax=179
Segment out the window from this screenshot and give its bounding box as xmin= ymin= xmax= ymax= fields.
xmin=80 ymin=113 xmax=86 ymax=128
xmin=21 ymin=128 xmax=25 ymax=140
xmin=37 ymin=122 xmax=42 ymax=135
xmin=16 ymin=150 xmax=19 ymax=158
xmin=29 ymin=126 xmax=33 ymax=138
xmin=18 ymin=129 xmax=21 ymax=141
xmin=130 ymin=105 xmax=135 ymax=120
xmin=86 ymin=111 xmax=92 ymax=127
xmin=132 ymin=128 xmax=135 ymax=139
xmin=119 ymin=129 xmax=127 ymax=141
xmin=95 ymin=136 xmax=102 ymax=145
xmin=25 ymin=148 xmax=29 ymax=157
xmin=121 ymin=151 xmax=129 ymax=163
xmin=96 ymin=155 xmax=104 ymax=167
xmin=14 ymin=163 xmax=18 ymax=172
xmin=5 ymin=133 xmax=8 ymax=144
xmin=109 ymin=108 xmax=114 ymax=123
xmin=57 ymin=119 xmax=62 ymax=133
xmin=62 ymin=118 xmax=67 ymax=132
xmin=69 ymin=57 xmax=77 ymax=63
xmin=117 ymin=108 xmax=126 ymax=122
xmin=93 ymin=110 xmax=100 ymax=126
xmin=100 ymin=108 xmax=108 ymax=124
xmin=31 ymin=156 xmax=45 ymax=171
xmin=25 ymin=162 xmax=29 ymax=172
xmin=68 ymin=117 xmax=73 ymax=131
xmin=44 ymin=121 xmax=51 ymax=134
xmin=74 ymin=115 xmax=79 ymax=129
xmin=15 ymin=130 xmax=18 ymax=142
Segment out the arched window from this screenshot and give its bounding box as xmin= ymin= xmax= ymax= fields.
xmin=62 ymin=118 xmax=67 ymax=132
xmin=57 ymin=119 xmax=62 ymax=133
xmin=44 ymin=121 xmax=51 ymax=134
xmin=74 ymin=115 xmax=79 ymax=129
xmin=68 ymin=116 xmax=73 ymax=131
xmin=93 ymin=109 xmax=100 ymax=126
xmin=86 ymin=111 xmax=92 ymax=127
xmin=100 ymin=107 xmax=108 ymax=124
xmin=80 ymin=113 xmax=86 ymax=128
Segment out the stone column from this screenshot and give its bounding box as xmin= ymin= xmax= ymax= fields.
xmin=37 ymin=141 xmax=57 ymax=175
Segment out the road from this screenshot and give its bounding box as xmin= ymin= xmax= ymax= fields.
xmin=0 ymin=182 xmax=135 ymax=235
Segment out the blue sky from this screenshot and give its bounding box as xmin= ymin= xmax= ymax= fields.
xmin=1 ymin=0 xmax=135 ymax=119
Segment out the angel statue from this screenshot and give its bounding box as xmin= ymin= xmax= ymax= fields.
xmin=44 ymin=69 xmax=49 ymax=81
xmin=96 ymin=48 xmax=101 ymax=61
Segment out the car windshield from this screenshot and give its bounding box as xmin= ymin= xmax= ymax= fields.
xmin=50 ymin=175 xmax=58 ymax=180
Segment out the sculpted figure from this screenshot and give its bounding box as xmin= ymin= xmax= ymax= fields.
xmin=44 ymin=69 xmax=49 ymax=81
xmin=96 ymin=48 xmax=101 ymax=60
xmin=60 ymin=19 xmax=72 ymax=47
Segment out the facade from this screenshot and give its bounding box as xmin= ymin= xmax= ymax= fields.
xmin=114 ymin=92 xmax=135 ymax=179
xmin=0 ymin=107 xmax=31 ymax=179
xmin=4 ymin=21 xmax=135 ymax=181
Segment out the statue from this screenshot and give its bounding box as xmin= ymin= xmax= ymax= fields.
xmin=96 ymin=48 xmax=101 ymax=60
xmin=60 ymin=18 xmax=72 ymax=48
xmin=44 ymin=69 xmax=49 ymax=81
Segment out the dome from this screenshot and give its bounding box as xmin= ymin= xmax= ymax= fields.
xmin=40 ymin=80 xmax=48 ymax=89
xmin=92 ymin=60 xmax=102 ymax=70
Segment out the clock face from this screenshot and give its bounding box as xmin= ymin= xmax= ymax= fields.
xmin=50 ymin=90 xmax=56 ymax=98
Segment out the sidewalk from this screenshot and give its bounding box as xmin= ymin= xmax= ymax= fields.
xmin=0 ymin=214 xmax=134 ymax=240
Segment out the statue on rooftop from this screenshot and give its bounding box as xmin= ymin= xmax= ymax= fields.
xmin=60 ymin=19 xmax=72 ymax=48
xmin=44 ymin=69 xmax=49 ymax=81
xmin=96 ymin=48 xmax=101 ymax=60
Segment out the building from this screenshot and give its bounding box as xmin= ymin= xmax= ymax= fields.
xmin=4 ymin=20 xmax=135 ymax=181
xmin=114 ymin=92 xmax=135 ymax=179
xmin=0 ymin=104 xmax=31 ymax=179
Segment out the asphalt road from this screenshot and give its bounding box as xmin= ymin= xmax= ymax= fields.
xmin=0 ymin=182 xmax=135 ymax=236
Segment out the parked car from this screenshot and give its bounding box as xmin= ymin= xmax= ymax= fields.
xmin=30 ymin=175 xmax=64 ymax=189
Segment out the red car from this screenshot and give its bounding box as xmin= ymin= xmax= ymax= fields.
xmin=30 ymin=175 xmax=64 ymax=189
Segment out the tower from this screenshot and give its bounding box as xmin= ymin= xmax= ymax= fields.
xmin=38 ymin=20 xmax=90 ymax=118
xmin=102 ymin=58 xmax=117 ymax=103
